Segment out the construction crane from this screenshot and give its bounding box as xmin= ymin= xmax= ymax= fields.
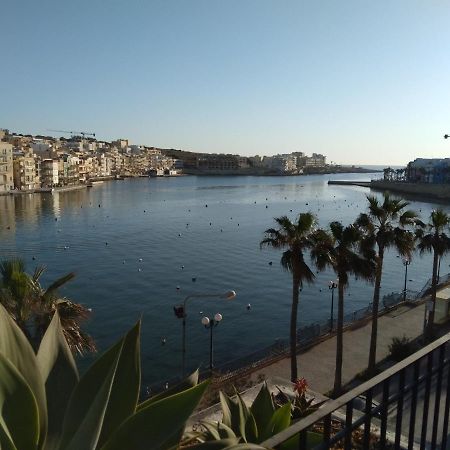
xmin=47 ymin=129 xmax=96 ymax=138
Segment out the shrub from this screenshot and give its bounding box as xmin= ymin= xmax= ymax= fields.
xmin=389 ymin=336 xmax=416 ymax=362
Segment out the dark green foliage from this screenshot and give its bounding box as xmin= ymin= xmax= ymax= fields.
xmin=389 ymin=336 xmax=416 ymax=362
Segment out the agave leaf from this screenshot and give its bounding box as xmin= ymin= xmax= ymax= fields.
xmin=219 ymin=391 xmax=246 ymax=439
xmin=244 ymin=412 xmax=258 ymax=444
xmin=137 ymin=368 xmax=199 ymax=410
xmin=0 ymin=304 xmax=47 ymax=450
xmin=260 ymin=402 xmax=291 ymax=442
xmin=199 ymin=421 xmax=222 ymax=440
xmin=235 ymin=392 xmax=257 ymax=443
xmin=36 ymin=311 xmax=79 ymax=449
xmin=250 ymin=382 xmax=274 ymax=434
xmin=99 ymin=381 xmax=209 ymax=450
xmin=200 ymin=421 xmax=237 ymax=440
xmin=0 ymin=353 xmax=40 ymax=450
xmin=58 ymin=338 xmax=124 ymax=450
xmin=97 ymin=321 xmax=141 ymax=448
xmin=0 ymin=422 xmax=17 ymax=450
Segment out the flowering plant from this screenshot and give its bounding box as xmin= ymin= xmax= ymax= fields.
xmin=273 ymin=377 xmax=323 ymax=420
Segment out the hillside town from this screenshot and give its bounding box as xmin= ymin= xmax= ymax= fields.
xmin=0 ymin=128 xmax=331 ymax=193
xmin=1 ymin=127 xmax=344 ymax=193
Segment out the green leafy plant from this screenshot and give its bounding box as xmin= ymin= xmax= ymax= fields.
xmin=195 ymin=382 xmax=321 ymax=449
xmin=273 ymin=378 xmax=323 ymax=420
xmin=388 ymin=336 xmax=416 ymax=362
xmin=0 ymin=303 xmax=210 ymax=450
xmin=0 ymin=258 xmax=95 ymax=355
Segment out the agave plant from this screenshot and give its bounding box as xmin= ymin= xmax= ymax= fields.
xmin=194 ymin=382 xmax=321 ymax=449
xmin=0 ymin=303 xmax=211 ymax=450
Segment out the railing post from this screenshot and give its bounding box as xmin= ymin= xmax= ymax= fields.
xmin=394 ymin=369 xmax=405 ymax=449
xmin=344 ymin=400 xmax=353 ymax=450
xmin=408 ymin=360 xmax=420 ymax=450
xmin=431 ymin=344 xmax=445 ymax=449
xmin=420 ymin=352 xmax=434 ymax=449
xmin=380 ymin=378 xmax=390 ymax=448
xmin=363 ymin=388 xmax=373 ymax=449
xmin=440 ymin=345 xmax=450 ymax=450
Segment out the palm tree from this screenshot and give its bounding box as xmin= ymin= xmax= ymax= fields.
xmin=311 ymin=222 xmax=374 ymax=396
xmin=0 ymin=258 xmax=96 ymax=355
xmin=417 ymin=209 xmax=450 ymax=340
xmin=261 ymin=213 xmax=316 ymax=381
xmin=356 ymin=193 xmax=417 ymax=375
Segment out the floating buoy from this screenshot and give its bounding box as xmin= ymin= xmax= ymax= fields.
xmin=181 ymin=265 xmax=185 ymax=269
xmin=192 ymin=277 xmax=197 ymax=282
xmin=139 ymin=258 xmax=143 ymax=262
xmin=161 ymin=337 xmax=166 ymax=345
xmin=247 ymin=304 xmax=251 ymax=311
xmin=269 ymin=261 xmax=273 ymax=265
xmin=176 ymin=286 xmax=180 ymax=291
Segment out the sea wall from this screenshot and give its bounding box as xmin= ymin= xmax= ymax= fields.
xmin=370 ymin=180 xmax=450 ymax=201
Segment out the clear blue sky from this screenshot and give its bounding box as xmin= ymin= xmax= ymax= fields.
xmin=1 ymin=1 xmax=450 ymax=165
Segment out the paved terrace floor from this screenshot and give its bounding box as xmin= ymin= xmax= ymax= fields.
xmin=249 ymin=302 xmax=426 ymax=394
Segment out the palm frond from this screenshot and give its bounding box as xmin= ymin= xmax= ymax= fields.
xmin=42 ymin=272 xmax=76 ymax=301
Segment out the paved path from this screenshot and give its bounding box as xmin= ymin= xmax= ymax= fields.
xmin=250 ymin=303 xmax=426 ymax=394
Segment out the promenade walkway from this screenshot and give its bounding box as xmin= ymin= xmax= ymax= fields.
xmin=249 ymin=302 xmax=426 ymax=394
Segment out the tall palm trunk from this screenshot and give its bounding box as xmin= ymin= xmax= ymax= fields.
xmin=333 ymin=280 xmax=345 ymax=397
xmin=426 ymin=246 xmax=439 ymax=340
xmin=290 ymin=274 xmax=300 ymax=381
xmin=368 ymin=247 xmax=384 ymax=375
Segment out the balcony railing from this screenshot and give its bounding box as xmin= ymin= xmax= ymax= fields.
xmin=261 ymin=332 xmax=450 ymax=449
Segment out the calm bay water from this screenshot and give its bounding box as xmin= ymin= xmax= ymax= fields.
xmin=0 ymin=173 xmax=448 ymax=386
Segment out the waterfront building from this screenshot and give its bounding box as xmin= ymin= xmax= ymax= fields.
xmin=58 ymin=154 xmax=80 ymax=186
xmin=12 ymin=150 xmax=40 ymax=191
xmin=0 ymin=142 xmax=14 ymax=193
xmin=78 ymin=155 xmax=95 ymax=182
xmin=406 ymin=158 xmax=450 ymax=184
xmin=305 ymin=153 xmax=326 ymax=167
xmin=39 ymin=159 xmax=59 ymax=188
xmin=197 ymin=154 xmax=239 ymax=171
xmin=248 ymin=155 xmax=263 ymax=167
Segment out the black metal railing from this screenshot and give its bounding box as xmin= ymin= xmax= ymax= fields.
xmin=261 ymin=332 xmax=450 ymax=449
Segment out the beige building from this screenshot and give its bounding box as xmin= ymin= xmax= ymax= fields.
xmin=13 ymin=151 xmax=40 ymax=190
xmin=0 ymin=142 xmax=14 ymax=193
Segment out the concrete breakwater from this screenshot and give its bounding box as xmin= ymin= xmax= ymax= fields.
xmin=370 ymin=180 xmax=450 ymax=201
xmin=328 ymin=179 xmax=450 ymax=201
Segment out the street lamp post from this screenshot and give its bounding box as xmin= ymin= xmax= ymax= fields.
xmin=329 ymin=280 xmax=338 ymax=332
xmin=403 ymin=258 xmax=411 ymax=302
xmin=201 ymin=313 xmax=223 ymax=373
xmin=173 ymin=290 xmax=236 ymax=376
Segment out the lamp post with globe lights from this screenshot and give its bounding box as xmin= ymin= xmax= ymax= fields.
xmin=329 ymin=280 xmax=338 ymax=331
xmin=173 ymin=290 xmax=236 ymax=376
xmin=201 ymin=313 xmax=223 ymax=373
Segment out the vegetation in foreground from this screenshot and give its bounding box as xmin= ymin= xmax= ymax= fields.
xmin=0 ymin=303 xmax=265 ymax=450
xmin=0 ymin=258 xmax=95 ymax=355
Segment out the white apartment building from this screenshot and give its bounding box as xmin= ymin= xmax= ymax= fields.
xmin=40 ymin=159 xmax=59 ymax=188
xmin=0 ymin=142 xmax=13 ymax=192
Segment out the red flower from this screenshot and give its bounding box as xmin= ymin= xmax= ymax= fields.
xmin=293 ymin=377 xmax=308 ymax=395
